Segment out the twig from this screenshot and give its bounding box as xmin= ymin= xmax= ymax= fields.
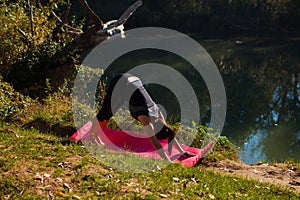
xmin=52 ymin=0 xmax=73 ymax=38
xmin=28 ymin=0 xmax=35 ymax=49
xmin=16 ymin=28 xmax=30 ymax=46
xmin=79 ymin=0 xmax=103 ymax=29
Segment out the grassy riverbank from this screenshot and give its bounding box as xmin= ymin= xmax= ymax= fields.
xmin=1 ymin=123 xmax=299 ymax=199
xmin=0 ymin=83 xmax=299 ymax=199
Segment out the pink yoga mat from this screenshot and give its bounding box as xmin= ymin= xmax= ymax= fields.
xmin=70 ymin=121 xmax=214 ymax=167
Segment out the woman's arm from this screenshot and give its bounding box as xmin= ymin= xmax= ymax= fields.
xmin=157 ymin=111 xmax=185 ymax=154
xmin=138 ymin=115 xmax=171 ymax=162
xmin=158 ymin=111 xmax=195 ymax=157
xmin=89 ymin=118 xmax=107 ymax=146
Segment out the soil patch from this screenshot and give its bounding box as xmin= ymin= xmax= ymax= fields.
xmin=202 ymin=159 xmax=300 ymax=193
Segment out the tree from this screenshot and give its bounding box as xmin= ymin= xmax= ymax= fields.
xmin=2 ymin=0 xmax=143 ymax=96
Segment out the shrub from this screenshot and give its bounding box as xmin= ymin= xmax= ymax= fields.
xmin=0 ymin=80 xmax=32 ymax=121
xmin=0 ymin=0 xmax=58 ymax=68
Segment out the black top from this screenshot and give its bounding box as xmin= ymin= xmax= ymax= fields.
xmin=96 ymin=73 xmax=157 ymax=121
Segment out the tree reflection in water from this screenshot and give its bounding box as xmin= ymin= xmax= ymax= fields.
xmin=204 ymin=37 xmax=300 ymax=164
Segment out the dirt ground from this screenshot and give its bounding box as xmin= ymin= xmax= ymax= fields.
xmin=202 ymin=159 xmax=300 ymax=193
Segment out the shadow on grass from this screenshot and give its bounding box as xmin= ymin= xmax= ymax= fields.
xmin=22 ymin=118 xmax=76 ymax=139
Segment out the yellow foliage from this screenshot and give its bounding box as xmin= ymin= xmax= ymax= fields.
xmin=0 ymin=2 xmax=56 ymax=68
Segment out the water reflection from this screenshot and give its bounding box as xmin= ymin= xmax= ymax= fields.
xmin=239 ymin=129 xmax=267 ymax=164
xmin=239 ymin=123 xmax=300 ymax=164
xmin=201 ymin=36 xmax=300 ymax=164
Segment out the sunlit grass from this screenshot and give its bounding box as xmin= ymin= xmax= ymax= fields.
xmin=0 ymin=123 xmax=299 ymax=199
xmin=0 ymin=86 xmax=299 ymax=199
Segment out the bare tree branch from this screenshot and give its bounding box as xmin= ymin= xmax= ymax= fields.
xmin=52 ymin=0 xmax=72 ymax=38
xmin=60 ymin=0 xmax=71 ymax=24
xmin=51 ymin=6 xmax=82 ymax=35
xmin=51 ymin=11 xmax=62 ymax=22
xmin=79 ymin=0 xmax=103 ymax=29
xmin=64 ymin=24 xmax=83 ymax=34
xmin=115 ymin=0 xmax=143 ymax=27
xmin=29 ymin=2 xmax=35 ymax=38
xmin=16 ymin=28 xmax=29 ymax=46
xmin=27 ymin=0 xmax=35 ymax=49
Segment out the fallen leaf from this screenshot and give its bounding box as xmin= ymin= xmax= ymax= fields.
xmin=54 ymin=191 xmax=65 ymax=197
xmin=208 ymin=193 xmax=215 ymax=199
xmin=43 ymin=174 xmax=50 ymax=178
xmin=63 ymin=183 xmax=70 ymax=190
xmin=56 ymin=178 xmax=63 ymax=182
xmin=19 ymin=188 xmax=24 ymax=195
xmin=58 ymin=161 xmax=71 ymax=168
xmin=34 ymin=173 xmax=44 ymax=183
xmin=191 ymin=178 xmax=197 ymax=183
xmin=159 ymin=194 xmax=168 ymax=198
xmin=48 ymin=191 xmax=54 ymax=198
xmin=172 ymin=177 xmax=179 ymax=182
xmin=107 ymin=174 xmax=113 ymax=178
xmin=72 ymin=195 xmax=81 ymax=199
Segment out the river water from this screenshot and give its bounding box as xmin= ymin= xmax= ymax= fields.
xmin=200 ymin=36 xmax=300 ymax=164
xmin=102 ymin=35 xmax=300 ymax=164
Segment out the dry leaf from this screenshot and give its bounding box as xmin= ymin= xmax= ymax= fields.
xmin=208 ymin=193 xmax=215 ymax=199
xmin=191 ymin=178 xmax=197 ymax=183
xmin=72 ymin=195 xmax=81 ymax=199
xmin=43 ymin=174 xmax=50 ymax=178
xmin=107 ymin=174 xmax=113 ymax=178
xmin=54 ymin=191 xmax=65 ymax=197
xmin=159 ymin=194 xmax=168 ymax=198
xmin=56 ymin=177 xmax=63 ymax=182
xmin=58 ymin=161 xmax=70 ymax=168
xmin=48 ymin=191 xmax=54 ymax=198
xmin=34 ymin=173 xmax=44 ymax=183
xmin=172 ymin=177 xmax=179 ymax=182
xmin=63 ymin=183 xmax=70 ymax=189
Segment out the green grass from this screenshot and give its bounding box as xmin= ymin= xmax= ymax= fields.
xmin=0 ymin=83 xmax=299 ymax=199
xmin=0 ymin=123 xmax=299 ymax=199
